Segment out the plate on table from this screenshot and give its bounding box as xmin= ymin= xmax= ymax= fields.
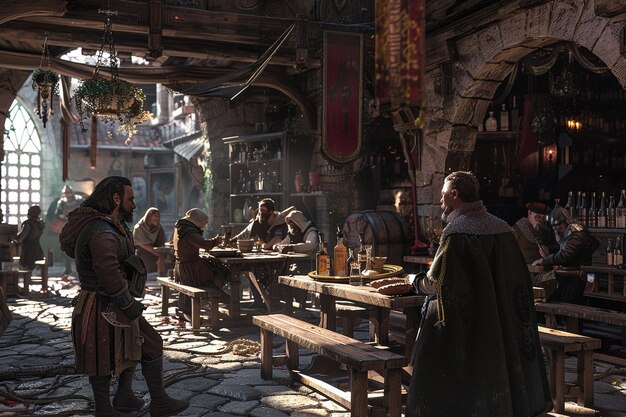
xmin=307 ymin=265 xmax=404 ymax=283
xmin=207 ymin=248 xmax=240 ymax=257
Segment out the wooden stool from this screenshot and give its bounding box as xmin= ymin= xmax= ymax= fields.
xmin=16 ymin=258 xmax=49 ymax=296
xmin=0 ymin=270 xmax=18 ymax=297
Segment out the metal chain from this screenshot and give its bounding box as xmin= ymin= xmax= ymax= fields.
xmin=38 ymin=32 xmax=51 ymax=71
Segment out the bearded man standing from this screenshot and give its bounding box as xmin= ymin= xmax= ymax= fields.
xmin=60 ymin=176 xmax=188 ymax=417
xmin=407 ymin=171 xmax=550 ymax=417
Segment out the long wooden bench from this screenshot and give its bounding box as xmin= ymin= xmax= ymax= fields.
xmin=535 ymin=301 xmax=626 ymax=366
xmin=157 ymin=276 xmax=222 ymax=332
xmin=538 ymin=326 xmax=601 ymax=413
xmin=253 ymin=313 xmax=406 ymax=417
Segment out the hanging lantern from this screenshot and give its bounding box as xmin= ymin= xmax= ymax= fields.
xmin=31 ymin=33 xmax=59 ymax=127
xmin=73 ymin=10 xmax=151 ymax=144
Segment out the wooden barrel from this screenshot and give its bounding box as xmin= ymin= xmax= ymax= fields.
xmin=342 ymin=210 xmax=412 ymax=265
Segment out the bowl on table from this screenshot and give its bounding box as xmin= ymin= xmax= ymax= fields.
xmin=237 ymin=239 xmax=255 ymax=253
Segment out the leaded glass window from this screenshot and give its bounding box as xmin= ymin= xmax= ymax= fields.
xmin=1 ymin=101 xmax=42 ymax=225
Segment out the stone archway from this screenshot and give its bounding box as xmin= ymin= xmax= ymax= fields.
xmin=418 ymin=0 xmax=626 ymax=211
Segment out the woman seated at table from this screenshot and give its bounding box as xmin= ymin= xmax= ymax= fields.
xmin=173 ymin=208 xmax=228 ymax=319
xmin=133 ymin=207 xmax=168 ymax=274
xmin=273 ymin=210 xmax=318 ymax=254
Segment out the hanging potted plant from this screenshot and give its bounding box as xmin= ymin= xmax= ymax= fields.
xmin=31 ymin=34 xmax=60 ymax=127
xmin=73 ymin=11 xmax=151 ymax=144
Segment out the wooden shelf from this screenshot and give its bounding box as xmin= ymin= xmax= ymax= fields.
xmin=476 ymin=131 xmax=518 ymax=141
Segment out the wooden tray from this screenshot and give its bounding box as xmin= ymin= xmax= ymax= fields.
xmin=307 ymin=264 xmax=404 ymax=283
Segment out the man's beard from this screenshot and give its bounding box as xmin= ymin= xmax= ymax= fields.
xmin=555 ymin=232 xmax=563 ymax=244
xmin=119 ymin=204 xmax=133 ymax=223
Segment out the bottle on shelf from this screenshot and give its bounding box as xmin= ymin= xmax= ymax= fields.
xmin=597 ymin=192 xmax=607 ymax=228
xmin=485 ymin=110 xmax=498 ymax=132
xmin=588 ymin=192 xmax=597 ymax=228
xmin=608 ymin=195 xmax=616 ymax=228
xmin=564 ymin=191 xmax=575 ymax=220
xmin=607 ymin=238 xmax=614 ymax=266
xmin=510 ymin=96 xmax=520 ymax=130
xmin=499 ymin=103 xmax=509 ymax=131
xmin=333 ymin=225 xmax=348 ymax=276
xmin=614 ymin=235 xmax=623 ymax=266
xmin=617 ymin=190 xmax=626 ymax=228
xmin=316 ymin=232 xmax=331 ymax=275
xmin=357 ymin=232 xmax=368 ymax=273
xmin=578 ymin=192 xmax=588 ymax=226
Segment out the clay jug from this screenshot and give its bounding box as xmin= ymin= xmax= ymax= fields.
xmin=294 ymin=170 xmax=304 ymax=193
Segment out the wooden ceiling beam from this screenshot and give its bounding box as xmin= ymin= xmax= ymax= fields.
xmin=0 ymin=22 xmax=316 ymax=67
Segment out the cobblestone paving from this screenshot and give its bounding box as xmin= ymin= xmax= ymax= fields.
xmin=0 ymin=268 xmax=625 ymax=417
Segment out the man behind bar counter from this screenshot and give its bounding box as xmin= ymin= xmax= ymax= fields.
xmin=407 ymin=171 xmax=550 ymax=417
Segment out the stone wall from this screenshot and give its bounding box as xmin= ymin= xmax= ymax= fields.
xmin=419 ymin=0 xmax=626 ymax=216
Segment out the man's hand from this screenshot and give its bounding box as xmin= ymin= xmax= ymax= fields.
xmin=122 ymin=299 xmax=145 ymax=320
xmin=538 ymin=245 xmax=549 ymax=257
xmin=531 ymin=259 xmax=542 ymax=266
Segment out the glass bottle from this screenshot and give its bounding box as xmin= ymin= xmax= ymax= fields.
xmin=357 ymin=232 xmax=368 ymax=273
xmin=588 ymin=192 xmax=597 ymax=228
xmin=579 ymin=192 xmax=588 ymax=226
xmin=597 ymin=192 xmax=607 ymax=228
xmin=564 ymin=191 xmax=575 ymax=220
xmin=333 ymin=225 xmax=348 ymax=276
xmin=608 ymin=195 xmax=616 ymax=228
xmin=499 ymin=103 xmax=509 ymax=131
xmin=485 ymin=110 xmax=498 ymax=132
xmin=607 ymin=238 xmax=614 ymax=266
xmin=614 ymin=235 xmax=623 ymax=266
xmin=510 ymin=96 xmax=520 ymax=130
xmin=348 ymin=249 xmax=361 ymax=285
xmin=316 ymin=233 xmax=331 ymax=275
xmin=617 ymin=190 xmax=626 ymax=228
xmin=574 ymin=191 xmax=582 ymax=222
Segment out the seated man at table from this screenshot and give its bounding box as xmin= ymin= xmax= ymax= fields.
xmin=512 ymin=201 xmax=555 ymax=264
xmin=409 ymin=171 xmax=550 ymax=417
xmin=532 ymin=205 xmax=599 ymax=305
xmin=273 ymin=210 xmax=318 ymax=255
xmin=233 ymin=198 xmax=291 ymax=249
xmin=173 ymin=208 xmax=227 ymax=320
xmin=133 ymin=207 xmax=169 ymax=274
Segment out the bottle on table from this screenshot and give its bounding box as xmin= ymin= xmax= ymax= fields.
xmin=348 ymin=249 xmax=361 ymax=286
xmin=316 ymin=232 xmax=331 ymax=275
xmin=333 ymin=225 xmax=348 ymax=276
xmin=357 ymin=232 xmax=368 ymax=273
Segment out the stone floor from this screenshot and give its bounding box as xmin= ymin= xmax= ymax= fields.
xmin=0 ymin=267 xmax=625 ymax=417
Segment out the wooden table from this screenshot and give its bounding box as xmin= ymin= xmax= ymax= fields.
xmin=278 ymin=275 xmax=425 ymax=358
xmin=204 ymin=252 xmax=288 ymax=318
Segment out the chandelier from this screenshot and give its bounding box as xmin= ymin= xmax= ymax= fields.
xmin=73 ymin=10 xmax=150 ymax=143
xmin=549 ymin=53 xmax=580 ymax=99
xmin=31 ymin=33 xmax=59 ymax=127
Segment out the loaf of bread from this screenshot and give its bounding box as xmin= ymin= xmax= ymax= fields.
xmin=377 ymin=282 xmax=412 ymax=296
xmin=369 ymin=277 xmax=407 ymax=289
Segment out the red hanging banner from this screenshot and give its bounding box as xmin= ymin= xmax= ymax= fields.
xmin=375 ymin=0 xmax=424 ymax=110
xmin=322 ymin=31 xmax=363 ymax=164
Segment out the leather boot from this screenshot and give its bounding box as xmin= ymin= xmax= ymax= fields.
xmin=89 ymin=376 xmax=134 ymax=417
xmin=141 ymin=357 xmax=189 ymax=417
xmin=112 ymin=367 xmax=144 ymax=412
